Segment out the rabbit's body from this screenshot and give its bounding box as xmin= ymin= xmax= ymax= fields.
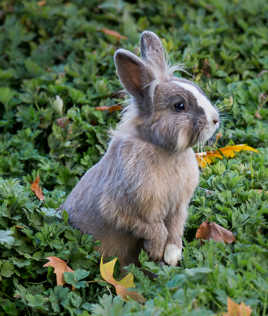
xmin=61 ymin=31 xmax=219 ymax=266
xmin=63 ymin=135 xmax=199 ymax=265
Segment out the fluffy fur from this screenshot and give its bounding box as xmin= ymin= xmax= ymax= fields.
xmin=60 ymin=31 xmax=219 ymax=266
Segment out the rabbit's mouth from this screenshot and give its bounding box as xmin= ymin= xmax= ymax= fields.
xmin=195 ymin=106 xmax=220 ymax=144
xmin=198 ymin=119 xmax=220 ymax=145
xmin=187 ymin=114 xmax=220 ymax=148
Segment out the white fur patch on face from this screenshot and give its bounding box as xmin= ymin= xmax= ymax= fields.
xmin=173 ymin=81 xmax=216 ymax=121
xmin=177 ymin=128 xmax=188 ymax=151
xmin=164 ymin=243 xmax=182 ymax=266
xmin=173 ymin=81 xmax=219 ymax=142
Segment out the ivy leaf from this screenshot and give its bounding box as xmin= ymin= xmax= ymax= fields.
xmin=0 ymin=87 xmax=15 ymax=108
xmin=100 ymin=257 xmax=145 ymax=304
xmin=43 ymin=257 xmax=73 ymax=286
xmin=64 ymin=269 xmax=89 ymax=289
xmin=223 ymin=297 xmax=252 ymax=316
xmin=0 ymin=230 xmax=15 ymax=245
xmin=196 ymin=221 xmax=235 ymax=244
xmin=1 ymin=261 xmax=15 ymax=277
xmin=196 ymin=144 xmax=258 ymax=168
xmin=30 ymin=176 xmax=44 ymax=201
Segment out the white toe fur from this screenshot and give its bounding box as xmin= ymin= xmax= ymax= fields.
xmin=164 ymin=243 xmax=182 ymax=266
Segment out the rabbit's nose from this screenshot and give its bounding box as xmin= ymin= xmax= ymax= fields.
xmin=212 ymin=113 xmax=220 ymax=125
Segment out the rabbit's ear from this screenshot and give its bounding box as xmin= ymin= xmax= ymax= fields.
xmin=140 ymin=31 xmax=167 ymax=73
xmin=114 ymin=49 xmax=153 ymax=101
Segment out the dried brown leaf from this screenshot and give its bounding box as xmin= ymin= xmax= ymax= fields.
xmin=255 ymin=111 xmax=262 ymax=119
xmin=43 ymin=256 xmax=73 ymax=286
xmin=95 ymin=104 xmax=122 ymax=112
xmin=223 ymin=297 xmax=252 ymax=316
xmin=202 ymin=58 xmax=211 ymax=78
xmin=56 ymin=117 xmax=70 ymax=128
xmin=116 ymin=284 xmax=146 ymax=304
xmin=216 ymin=132 xmax=223 ymax=143
xmin=251 ymin=189 xmax=268 ymax=195
xmin=196 ymin=221 xmax=235 ymax=244
xmin=31 ymin=176 xmax=44 ymax=201
xmin=101 ymin=28 xmax=127 ymax=40
xmin=15 ymin=225 xmax=24 ymax=229
xmin=38 ymin=0 xmax=46 ymax=6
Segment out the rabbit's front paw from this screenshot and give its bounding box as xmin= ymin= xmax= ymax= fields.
xmin=163 ymin=243 xmax=182 ymax=266
xmin=144 ymin=239 xmax=166 ymax=261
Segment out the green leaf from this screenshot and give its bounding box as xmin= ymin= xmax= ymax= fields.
xmin=184 ymin=267 xmax=212 ymax=276
xmin=25 ymin=294 xmax=47 ymax=308
xmin=81 ymin=302 xmax=92 ymax=311
xmin=62 ymin=210 xmax=69 ymax=224
xmin=1 ymin=299 xmax=19 ymax=316
xmin=74 ymin=269 xmax=90 ymax=281
xmin=0 ymin=261 xmax=15 ymax=277
xmin=64 ymin=269 xmax=89 ymax=288
xmin=25 ymin=59 xmax=45 ymax=77
xmin=0 ymin=87 xmax=15 ymax=107
xmin=166 ymin=274 xmax=187 ymax=289
xmin=69 ymin=292 xmax=82 ymax=308
xmin=78 ymin=312 xmax=91 ymax=316
xmin=0 ymin=230 xmax=14 ymax=245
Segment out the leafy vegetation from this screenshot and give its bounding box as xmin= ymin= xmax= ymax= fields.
xmin=0 ymin=0 xmax=267 ymax=315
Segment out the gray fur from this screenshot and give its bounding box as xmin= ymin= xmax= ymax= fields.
xmin=61 ymin=31 xmax=219 ymax=267
xmin=140 ymin=30 xmax=167 ymax=74
xmin=114 ymin=49 xmax=154 ymax=115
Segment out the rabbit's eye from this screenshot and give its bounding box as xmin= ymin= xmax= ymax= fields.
xmin=174 ymin=102 xmax=185 ymax=112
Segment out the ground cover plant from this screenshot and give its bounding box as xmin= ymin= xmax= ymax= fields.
xmin=0 ymin=0 xmax=267 ymax=315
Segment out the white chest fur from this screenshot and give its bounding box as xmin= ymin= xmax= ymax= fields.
xmin=141 ymin=147 xmax=199 ymax=222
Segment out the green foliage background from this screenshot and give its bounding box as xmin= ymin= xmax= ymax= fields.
xmin=0 ymin=0 xmax=267 ymax=315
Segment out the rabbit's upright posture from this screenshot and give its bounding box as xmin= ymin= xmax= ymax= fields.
xmin=61 ymin=31 xmax=219 ymax=267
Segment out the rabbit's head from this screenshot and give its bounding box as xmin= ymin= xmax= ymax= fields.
xmin=114 ymin=31 xmax=219 ymax=152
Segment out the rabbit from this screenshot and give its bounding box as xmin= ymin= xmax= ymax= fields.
xmin=60 ymin=31 xmax=220 ymax=267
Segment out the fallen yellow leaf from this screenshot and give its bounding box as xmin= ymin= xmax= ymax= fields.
xmin=196 ymin=144 xmax=258 ymax=168
xmin=100 ymin=256 xmax=145 ymax=303
xmin=223 ymin=297 xmax=252 ymax=316
xmin=219 ymin=144 xmax=258 ymax=157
